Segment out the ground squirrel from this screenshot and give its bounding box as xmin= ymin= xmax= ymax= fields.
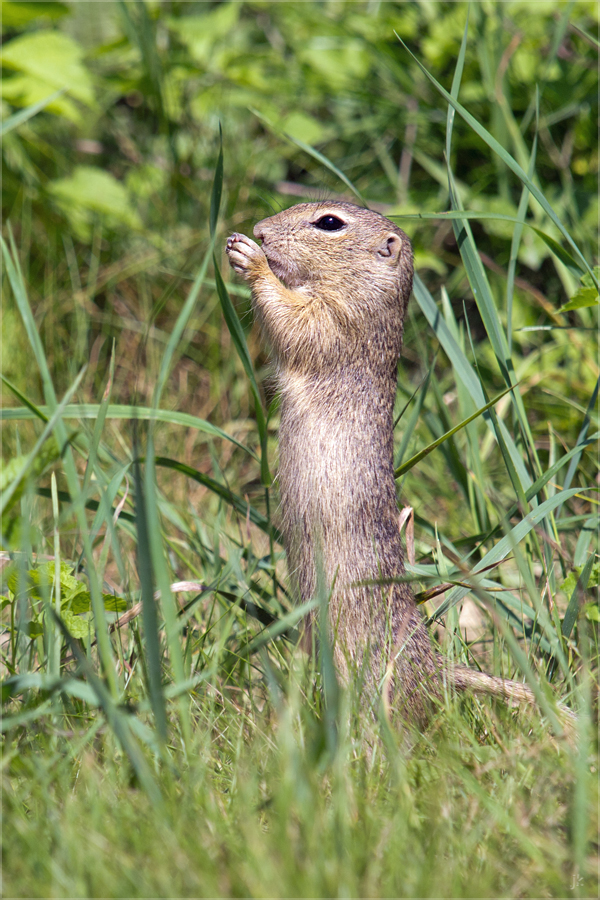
xmin=226 ymin=201 xmax=534 ymax=724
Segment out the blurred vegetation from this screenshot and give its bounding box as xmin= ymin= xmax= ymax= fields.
xmin=1 ymin=1 xmax=598 ymax=896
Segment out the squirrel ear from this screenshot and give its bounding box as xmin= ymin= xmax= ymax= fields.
xmin=377 ymin=233 xmax=402 ymax=263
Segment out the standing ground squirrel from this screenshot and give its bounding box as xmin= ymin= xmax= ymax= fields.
xmin=226 ymin=201 xmax=534 ymax=724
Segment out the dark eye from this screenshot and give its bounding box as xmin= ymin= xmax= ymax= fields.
xmin=313 ymin=215 xmax=345 ymax=231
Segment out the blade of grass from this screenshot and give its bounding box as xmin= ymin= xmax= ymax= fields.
xmin=562 ymin=553 xmax=595 ymax=641
xmin=412 ymin=273 xmax=533 ymax=490
xmin=396 ymin=35 xmax=596 ymax=287
xmin=0 ymin=366 xmax=86 ymax=516
xmin=430 ymin=487 xmax=584 ymax=621
xmin=51 ymin=608 xmax=164 ymax=807
xmin=153 ymin=236 xmax=216 ymax=410
xmin=81 ymin=342 xmax=115 ymax=499
xmin=213 ymin=262 xmax=270 ymax=485
xmin=1 ymin=374 xmax=49 ymax=422
xmin=50 ymin=474 xmax=61 ymax=678
xmin=1 ymin=404 xmax=255 ymax=457
xmin=133 ymin=448 xmax=167 ymax=745
xmin=152 ymin=457 xmax=281 ymax=542
xmin=394 ymin=356 xmax=435 ymax=468
xmin=143 ymin=435 xmax=191 ymax=746
xmin=209 ymin=123 xmax=223 ymax=239
xmin=250 ymin=107 xmax=365 ymax=204
xmin=395 ymin=382 xmax=516 ymax=478
xmin=507 ymin=127 xmax=539 ymax=354
xmin=0 ymin=89 xmax=65 ymax=135
xmin=3 ymin=229 xmax=118 ymax=694
xmin=557 ymin=375 xmax=599 ymax=518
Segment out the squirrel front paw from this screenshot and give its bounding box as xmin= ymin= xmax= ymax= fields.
xmin=226 ymin=233 xmax=268 ymax=280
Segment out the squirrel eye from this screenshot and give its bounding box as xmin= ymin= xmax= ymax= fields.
xmin=313 ymin=215 xmax=345 ymax=231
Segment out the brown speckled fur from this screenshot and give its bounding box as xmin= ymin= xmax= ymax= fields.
xmin=226 ymin=201 xmax=534 ymax=724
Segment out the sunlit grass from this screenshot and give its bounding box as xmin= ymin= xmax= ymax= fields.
xmin=1 ymin=1 xmax=598 ymax=896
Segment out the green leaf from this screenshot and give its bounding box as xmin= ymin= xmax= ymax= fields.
xmin=584 ymin=603 xmax=600 ymax=623
xmin=167 ymin=3 xmax=240 ymax=64
xmin=0 ymin=31 xmax=94 ymax=107
xmin=102 ymin=594 xmax=128 ymax=614
xmin=60 ymin=610 xmax=93 ymax=641
xmin=26 ymin=621 xmax=44 ymax=639
xmin=48 ymin=167 xmax=142 ymax=241
xmin=561 ymin=562 xmax=599 ymax=603
xmin=581 ymin=267 xmax=600 ymax=289
xmin=2 ymin=2 xmax=68 ymax=27
xmin=559 ymin=286 xmax=599 ymax=313
xmin=65 ymin=590 xmax=92 ymax=614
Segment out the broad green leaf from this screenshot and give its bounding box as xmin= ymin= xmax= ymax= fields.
xmin=60 ymin=610 xmax=93 ymax=641
xmin=65 ymin=591 xmax=128 ymax=615
xmin=561 ymin=561 xmax=599 ymax=607
xmin=167 ymin=3 xmax=240 ymax=64
xmin=0 ymin=31 xmax=94 ymax=107
xmin=48 ymin=167 xmax=142 ymax=241
xmin=2 ymin=2 xmax=68 ymax=27
xmin=559 ymin=286 xmax=599 ymax=312
xmin=584 ymin=603 xmax=600 ymax=623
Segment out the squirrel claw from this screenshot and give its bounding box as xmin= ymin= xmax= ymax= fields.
xmin=226 ymin=233 xmax=266 ymax=280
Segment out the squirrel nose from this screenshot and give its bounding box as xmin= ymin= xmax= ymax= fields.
xmin=253 ymin=221 xmax=265 ymax=241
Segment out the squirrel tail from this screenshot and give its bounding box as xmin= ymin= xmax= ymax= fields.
xmin=437 ymin=656 xmax=535 ymax=704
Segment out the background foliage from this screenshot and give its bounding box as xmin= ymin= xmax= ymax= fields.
xmin=1 ymin=1 xmax=598 ymax=896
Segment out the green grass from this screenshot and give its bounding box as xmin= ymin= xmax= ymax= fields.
xmin=1 ymin=2 xmax=599 ymax=896
xmin=4 ymin=694 xmax=598 ymax=898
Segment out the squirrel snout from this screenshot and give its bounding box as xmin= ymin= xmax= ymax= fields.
xmin=253 ymin=222 xmax=265 ymax=242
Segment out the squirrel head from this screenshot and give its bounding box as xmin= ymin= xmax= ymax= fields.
xmin=249 ymin=201 xmax=413 ymax=374
xmin=254 ymin=201 xmax=413 ymax=321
